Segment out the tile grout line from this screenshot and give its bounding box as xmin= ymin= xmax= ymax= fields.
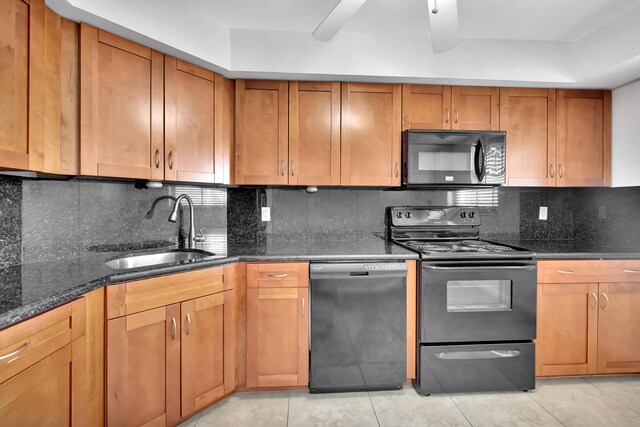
xmin=523 ymin=390 xmax=567 ymax=426
xmin=449 ymin=396 xmax=474 ymax=427
xmin=367 ymin=391 xmax=382 ymax=427
xmin=583 ymin=377 xmax=640 ymax=416
xmin=286 ymin=391 xmax=291 ymax=427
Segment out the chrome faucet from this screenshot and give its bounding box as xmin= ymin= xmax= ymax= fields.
xmin=168 ymin=194 xmax=205 ymax=250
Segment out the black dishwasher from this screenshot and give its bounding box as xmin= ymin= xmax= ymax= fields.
xmin=309 ymin=262 xmax=407 ymax=393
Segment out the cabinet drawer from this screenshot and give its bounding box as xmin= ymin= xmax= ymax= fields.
xmin=539 ymin=260 xmax=640 ymax=283
xmin=0 ymin=298 xmax=85 ymax=384
xmin=106 ymin=267 xmax=227 ymax=319
xmin=246 ymin=263 xmax=309 ymax=288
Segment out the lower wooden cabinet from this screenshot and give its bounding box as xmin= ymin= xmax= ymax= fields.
xmin=536 ymin=260 xmax=640 ymax=377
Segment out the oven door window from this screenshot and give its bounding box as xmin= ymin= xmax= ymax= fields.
xmin=446 ymin=280 xmax=512 ymax=312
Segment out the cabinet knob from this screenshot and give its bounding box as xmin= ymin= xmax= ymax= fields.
xmin=395 ymin=162 xmax=399 ymax=178
xmin=281 ymin=160 xmax=285 ymax=176
xmin=601 ymin=292 xmax=610 ymax=310
xmin=186 ymin=313 xmax=191 ymax=335
xmin=171 ymin=318 xmax=177 ymax=340
xmin=590 ymin=293 xmax=598 ymax=310
xmin=549 ymin=164 xmax=556 ymax=178
xmin=455 ymin=109 xmax=459 ymax=124
xmin=445 ymin=109 xmax=450 ymax=124
xmin=291 ymin=160 xmax=295 ymax=177
xmin=155 ymin=149 xmax=160 ymax=169
xmin=558 ymin=164 xmax=564 ymax=178
xmin=168 ymin=151 xmax=174 ymax=170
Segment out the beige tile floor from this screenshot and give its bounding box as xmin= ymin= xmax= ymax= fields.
xmin=179 ymin=375 xmax=640 ymax=427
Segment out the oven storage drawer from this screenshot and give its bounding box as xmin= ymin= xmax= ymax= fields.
xmin=415 ymin=342 xmax=535 ymax=395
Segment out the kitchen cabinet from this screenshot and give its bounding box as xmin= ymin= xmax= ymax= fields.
xmin=536 ymin=260 xmax=640 ymax=377
xmin=0 ymin=290 xmax=103 ymax=426
xmin=235 ymin=79 xmax=289 ymax=185
xmin=500 ymin=88 xmax=556 ymax=186
xmin=105 ymin=266 xmax=235 ymax=426
xmin=246 ymin=262 xmax=309 ymax=388
xmin=401 ymin=84 xmax=499 ymax=131
xmin=289 ymin=81 xmax=341 ymax=186
xmin=556 ymin=90 xmax=611 ymax=187
xmin=80 ymin=24 xmax=164 ymax=180
xmin=165 ymin=57 xmax=234 ymax=184
xmin=341 ymin=82 xmax=402 ymax=186
xmin=0 ymin=0 xmax=79 ymax=174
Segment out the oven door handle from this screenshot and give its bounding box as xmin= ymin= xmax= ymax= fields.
xmin=423 ymin=265 xmax=536 ymax=271
xmin=436 ymin=350 xmax=521 ymax=360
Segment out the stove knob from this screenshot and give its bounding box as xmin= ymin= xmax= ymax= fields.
xmin=396 ymin=212 xmax=403 ymax=219
xmin=405 ymin=212 xmax=412 ymax=218
xmin=460 ymin=212 xmax=467 ymax=218
xmin=469 ymin=211 xmax=476 ymax=218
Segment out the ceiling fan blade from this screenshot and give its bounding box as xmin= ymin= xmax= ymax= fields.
xmin=313 ymin=0 xmax=369 ymax=42
xmin=427 ymin=0 xmax=460 ymax=53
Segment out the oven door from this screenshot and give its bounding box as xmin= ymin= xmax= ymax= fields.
xmin=420 ymin=260 xmax=537 ymax=343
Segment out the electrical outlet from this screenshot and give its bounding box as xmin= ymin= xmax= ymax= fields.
xmin=599 ymin=206 xmax=607 ymax=219
xmin=261 ymin=206 xmax=271 ymax=222
xmin=539 ymin=206 xmax=548 ymax=220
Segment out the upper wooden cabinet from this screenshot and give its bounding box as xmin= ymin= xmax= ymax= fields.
xmin=165 ymin=57 xmax=234 ymax=184
xmin=556 ymin=90 xmax=611 ymax=187
xmin=402 ymin=84 xmax=499 ymax=131
xmin=289 ymin=81 xmax=341 ymax=186
xmin=80 ymin=24 xmax=164 ymax=180
xmin=235 ymin=80 xmax=289 ymax=185
xmin=0 ymin=0 xmax=79 ymax=174
xmin=500 ymin=88 xmax=556 ymax=186
xmin=341 ymin=83 xmax=402 ymax=186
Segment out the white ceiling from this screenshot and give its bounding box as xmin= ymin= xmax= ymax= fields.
xmin=48 ymin=0 xmax=640 ymax=88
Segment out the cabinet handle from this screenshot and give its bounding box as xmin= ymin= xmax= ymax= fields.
xmin=557 ymin=270 xmax=574 ymax=274
xmin=269 ymin=273 xmax=288 ymax=278
xmin=281 ymin=160 xmax=285 ymax=176
xmin=155 ymin=149 xmax=160 ymax=168
xmin=590 ymin=293 xmax=598 ymax=310
xmin=291 ymin=160 xmax=295 ymax=177
xmin=395 ymin=162 xmax=399 ymax=178
xmin=558 ymin=164 xmax=564 ymax=178
xmin=623 ymin=269 xmax=639 ymax=273
xmin=168 ymin=151 xmax=174 ymax=170
xmin=302 ymin=297 xmax=305 ymax=317
xmin=0 ymin=341 xmax=30 ymax=363
xmin=455 ymin=109 xmax=459 ymax=124
xmin=171 ymin=317 xmax=177 ymax=340
xmin=445 ymin=109 xmax=450 ymax=124
xmin=549 ymin=164 xmax=556 ymax=178
xmin=601 ymin=293 xmax=610 ymax=310
xmin=186 ymin=313 xmax=191 ymax=335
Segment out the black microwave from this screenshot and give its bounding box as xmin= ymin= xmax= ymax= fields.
xmin=402 ymin=130 xmax=506 ymax=186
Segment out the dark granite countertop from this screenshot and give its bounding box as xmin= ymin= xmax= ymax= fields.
xmin=0 ymin=234 xmax=418 ymax=329
xmin=492 ymin=239 xmax=640 ymax=260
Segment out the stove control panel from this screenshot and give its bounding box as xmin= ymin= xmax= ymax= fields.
xmin=389 ymin=206 xmax=481 ymax=227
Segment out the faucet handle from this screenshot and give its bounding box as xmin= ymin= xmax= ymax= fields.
xmin=194 ymin=229 xmax=206 ymax=243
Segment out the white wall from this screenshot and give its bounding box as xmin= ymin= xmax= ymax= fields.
xmin=612 ymin=78 xmax=640 ymax=187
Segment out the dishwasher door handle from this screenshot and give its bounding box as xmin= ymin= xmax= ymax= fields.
xmin=436 ymin=350 xmax=521 ymax=360
xmin=423 ymin=265 xmax=535 ymax=271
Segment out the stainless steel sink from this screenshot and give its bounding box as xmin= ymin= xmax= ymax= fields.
xmin=105 ymin=250 xmax=215 ymax=270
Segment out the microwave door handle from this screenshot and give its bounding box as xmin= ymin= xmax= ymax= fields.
xmin=474 ymin=140 xmax=485 ymax=182
xmin=423 ymin=265 xmax=536 ymax=271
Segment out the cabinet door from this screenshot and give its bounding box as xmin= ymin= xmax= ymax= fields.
xmin=0 ymin=0 xmax=29 ymax=170
xmin=451 ymin=86 xmax=499 ymax=130
xmin=597 ymin=283 xmax=640 ymax=374
xmin=247 ymin=287 xmax=309 ymax=388
xmin=181 ymin=290 xmax=235 ymax=417
xmin=536 ymin=283 xmax=598 ymax=377
xmin=289 ymin=81 xmax=341 ymax=186
xmin=556 ymin=90 xmax=611 ymax=187
xmin=80 ymin=24 xmax=163 ymax=180
xmin=165 ymin=57 xmax=219 ymax=183
xmin=341 ymin=83 xmax=402 ymax=186
xmin=500 ymin=88 xmax=556 ymax=186
xmin=402 ymin=84 xmax=451 ymax=130
xmin=0 ymin=341 xmax=85 ymax=427
xmin=235 ymin=79 xmax=289 ymax=185
xmin=106 ymin=305 xmax=180 ymax=427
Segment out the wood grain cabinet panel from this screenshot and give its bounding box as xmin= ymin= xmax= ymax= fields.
xmin=402 ymin=84 xmax=451 ymax=130
xmin=536 ymin=282 xmax=599 ymax=377
xmin=80 ymin=24 xmax=163 ymax=180
xmin=289 ymin=81 xmax=341 ymax=185
xmin=556 ymin=90 xmax=611 ymax=187
xmin=500 ymin=88 xmax=556 ymax=186
xmin=341 ymin=82 xmax=402 ymax=186
xmin=235 ymin=79 xmax=289 ymax=185
xmin=597 ymin=283 xmax=640 ymax=374
xmin=247 ymin=287 xmax=309 ymax=388
xmin=451 ymin=86 xmax=500 ymax=131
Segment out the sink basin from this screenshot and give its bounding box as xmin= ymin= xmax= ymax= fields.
xmin=105 ymin=250 xmax=215 ymax=270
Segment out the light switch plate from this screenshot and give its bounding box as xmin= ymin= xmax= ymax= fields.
xmin=539 ymin=206 xmax=548 ymax=220
xmin=261 ymin=206 xmax=271 ymax=222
